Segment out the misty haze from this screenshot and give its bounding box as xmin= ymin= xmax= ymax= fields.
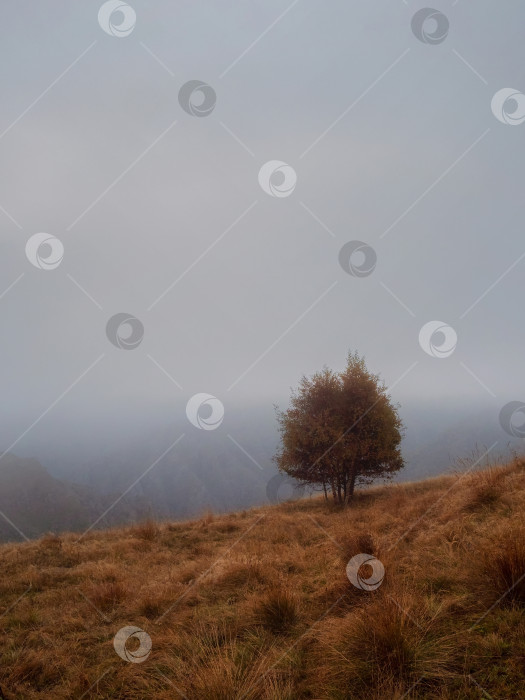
xmin=1 ymin=2 xmax=524 ymax=698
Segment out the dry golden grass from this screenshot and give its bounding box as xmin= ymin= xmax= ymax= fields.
xmin=0 ymin=458 xmax=524 ymax=699
xmin=251 ymin=588 xmax=299 ymax=635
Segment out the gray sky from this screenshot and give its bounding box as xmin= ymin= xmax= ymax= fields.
xmin=1 ymin=0 xmax=524 ymax=448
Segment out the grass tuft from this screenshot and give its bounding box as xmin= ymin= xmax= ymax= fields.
xmin=482 ymin=525 xmax=525 ymax=606
xmin=252 ymin=588 xmax=299 ymax=634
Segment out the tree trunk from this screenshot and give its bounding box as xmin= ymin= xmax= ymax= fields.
xmin=330 ymin=478 xmax=337 ymax=502
xmin=349 ymin=470 xmax=357 ymax=496
xmin=322 ymin=481 xmax=328 ymax=501
xmin=343 ymin=460 xmax=358 ymax=506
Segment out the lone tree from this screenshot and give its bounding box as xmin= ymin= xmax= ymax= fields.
xmin=274 ymin=352 xmax=404 ymax=505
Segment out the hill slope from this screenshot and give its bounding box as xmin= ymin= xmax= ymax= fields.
xmin=0 ymin=458 xmax=524 ymax=699
xmin=0 ymin=454 xmax=145 ymax=542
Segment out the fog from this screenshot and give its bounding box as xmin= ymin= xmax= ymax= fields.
xmin=1 ymin=1 xmax=524 ymax=514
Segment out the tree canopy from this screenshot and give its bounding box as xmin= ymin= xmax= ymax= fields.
xmin=274 ymin=352 xmax=404 ymax=504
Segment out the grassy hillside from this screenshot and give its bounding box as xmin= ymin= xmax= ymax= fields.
xmin=0 ymin=458 xmax=524 ymax=699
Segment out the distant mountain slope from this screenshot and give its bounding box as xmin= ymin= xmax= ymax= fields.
xmin=73 ymin=429 xmax=277 ymax=519
xmin=0 ymin=454 xmax=144 ymax=543
xmin=42 ymin=416 xmax=281 ymax=520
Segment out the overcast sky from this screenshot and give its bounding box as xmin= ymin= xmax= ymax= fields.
xmin=1 ymin=0 xmax=524 ymax=449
